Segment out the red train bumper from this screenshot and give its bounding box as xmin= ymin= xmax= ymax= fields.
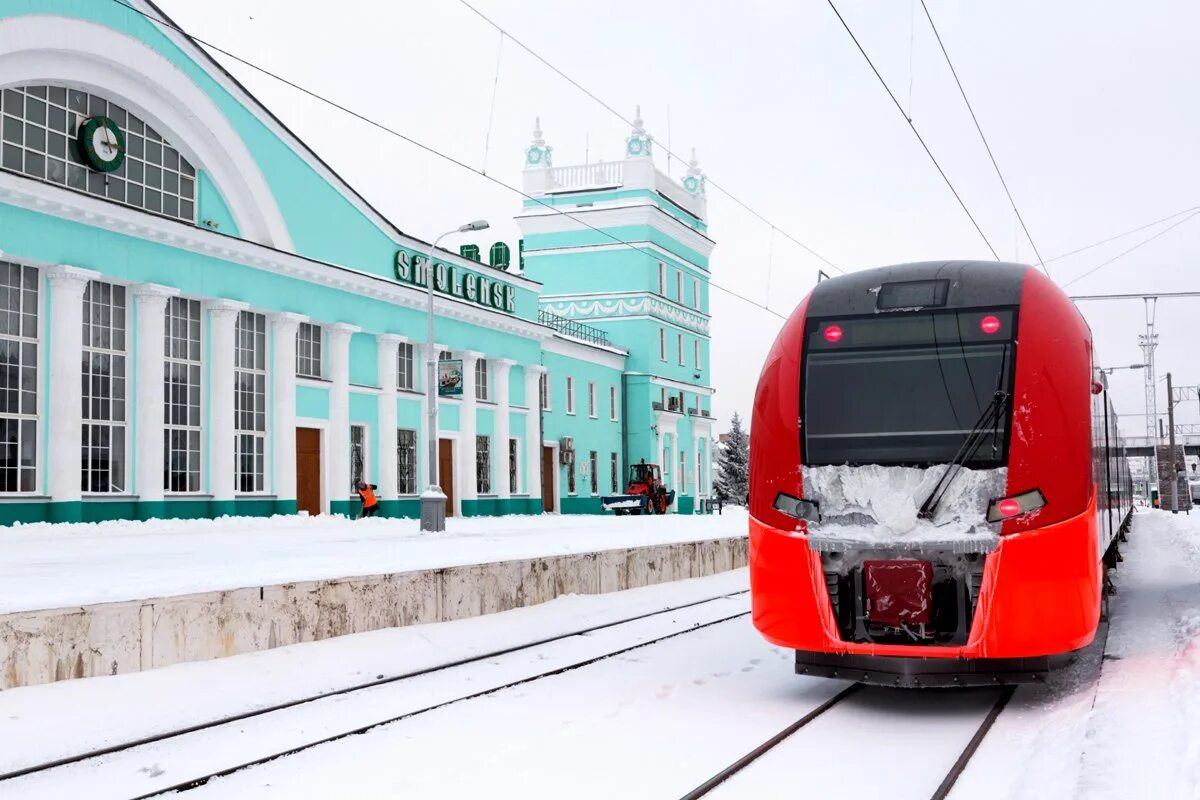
xmin=749 ymin=498 xmax=1101 ymax=661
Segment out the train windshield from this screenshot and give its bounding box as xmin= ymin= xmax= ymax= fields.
xmin=803 ymin=308 xmax=1016 ymax=467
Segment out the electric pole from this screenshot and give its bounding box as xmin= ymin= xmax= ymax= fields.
xmin=1167 ymin=371 xmax=1178 ymax=513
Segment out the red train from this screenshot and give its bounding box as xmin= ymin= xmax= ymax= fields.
xmin=749 ymin=261 xmax=1132 ymax=687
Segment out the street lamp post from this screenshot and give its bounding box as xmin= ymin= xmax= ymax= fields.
xmin=420 ymin=220 xmax=490 ymax=533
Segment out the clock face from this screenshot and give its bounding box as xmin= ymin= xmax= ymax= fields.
xmin=628 ymin=139 xmax=643 ymax=156
xmin=78 ymin=116 xmax=126 ymax=173
xmin=526 ymin=148 xmax=542 ymax=166
xmin=684 ymin=176 xmax=698 ymax=193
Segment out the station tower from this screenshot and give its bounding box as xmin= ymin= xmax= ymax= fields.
xmin=515 ymin=112 xmax=716 ymax=512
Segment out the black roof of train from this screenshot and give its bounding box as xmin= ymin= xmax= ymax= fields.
xmin=807 ymin=261 xmax=1029 ymax=316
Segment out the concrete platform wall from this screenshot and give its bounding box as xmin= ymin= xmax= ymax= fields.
xmin=0 ymin=537 xmax=747 ymax=690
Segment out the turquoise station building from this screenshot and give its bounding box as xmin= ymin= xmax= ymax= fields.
xmin=0 ymin=0 xmax=715 ymax=523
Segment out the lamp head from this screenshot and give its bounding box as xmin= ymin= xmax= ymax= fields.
xmin=459 ymin=220 xmax=490 ymax=233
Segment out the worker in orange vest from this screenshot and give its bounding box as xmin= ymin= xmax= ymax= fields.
xmin=356 ymin=481 xmax=380 ymax=518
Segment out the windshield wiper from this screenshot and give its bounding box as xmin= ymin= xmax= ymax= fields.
xmin=917 ymin=389 xmax=1010 ymax=520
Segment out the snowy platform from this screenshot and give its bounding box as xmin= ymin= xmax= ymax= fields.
xmin=0 ymin=510 xmax=749 ymax=688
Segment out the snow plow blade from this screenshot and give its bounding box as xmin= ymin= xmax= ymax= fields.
xmin=601 ymin=495 xmax=646 ymax=511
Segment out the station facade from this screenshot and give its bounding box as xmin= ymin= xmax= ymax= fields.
xmin=0 ymin=1 xmax=715 ymax=524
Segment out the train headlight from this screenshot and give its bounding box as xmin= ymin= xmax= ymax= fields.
xmin=986 ymin=488 xmax=1046 ymax=523
xmin=774 ymin=493 xmax=820 ymax=522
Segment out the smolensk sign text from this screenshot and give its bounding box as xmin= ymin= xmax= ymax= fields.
xmin=394 ymin=251 xmax=517 ymax=314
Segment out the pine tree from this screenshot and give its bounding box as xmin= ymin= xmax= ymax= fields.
xmin=716 ymin=412 xmax=750 ymax=505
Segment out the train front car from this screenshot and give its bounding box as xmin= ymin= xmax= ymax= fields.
xmin=749 ymin=261 xmax=1112 ymax=687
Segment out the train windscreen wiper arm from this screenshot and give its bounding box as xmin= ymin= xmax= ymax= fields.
xmin=917 ymin=390 xmax=1010 ymax=520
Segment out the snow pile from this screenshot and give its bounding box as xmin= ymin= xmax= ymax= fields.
xmin=802 ymin=464 xmax=1005 ymax=551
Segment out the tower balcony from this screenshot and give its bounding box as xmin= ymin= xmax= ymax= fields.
xmin=524 ymin=156 xmax=707 ymax=224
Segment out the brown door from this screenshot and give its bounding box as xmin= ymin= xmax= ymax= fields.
xmin=438 ymin=438 xmax=455 ymax=516
xmin=296 ymin=428 xmax=321 ymax=515
xmin=542 ymin=446 xmax=555 ymax=512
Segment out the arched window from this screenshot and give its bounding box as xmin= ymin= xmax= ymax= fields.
xmin=0 ymin=85 xmax=196 ymax=223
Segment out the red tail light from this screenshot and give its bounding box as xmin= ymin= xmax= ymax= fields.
xmin=823 ymin=325 xmax=843 ymax=343
xmin=979 ymin=315 xmax=1001 ymax=334
xmin=987 ymin=489 xmax=1047 ymax=523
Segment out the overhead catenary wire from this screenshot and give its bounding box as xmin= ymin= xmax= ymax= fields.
xmin=918 ymin=0 xmax=1048 ymax=276
xmin=823 ymin=0 xmax=1000 ymax=261
xmin=1045 ymin=204 xmax=1200 ymax=264
xmin=1062 ymin=209 xmax=1200 ymax=288
xmin=453 ymin=0 xmax=846 ymax=277
xmin=106 ymin=0 xmax=788 ymax=321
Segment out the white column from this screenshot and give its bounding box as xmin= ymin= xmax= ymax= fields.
xmin=45 ymin=265 xmax=99 ymax=505
xmin=416 ymin=341 xmax=443 ymax=491
xmin=270 ymin=312 xmax=305 ymax=507
xmin=206 ymin=299 xmax=248 ymax=503
xmin=459 ymin=350 xmax=483 ymax=504
xmin=493 ymin=358 xmax=516 ymax=500
xmin=326 ymin=322 xmax=359 ymax=507
xmin=524 ymin=365 xmax=546 ymax=506
xmin=131 ymin=283 xmax=179 ymax=503
xmin=376 ymin=333 xmax=403 ymax=502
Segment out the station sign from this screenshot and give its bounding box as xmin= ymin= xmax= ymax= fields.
xmin=394 ymin=250 xmax=517 ymax=315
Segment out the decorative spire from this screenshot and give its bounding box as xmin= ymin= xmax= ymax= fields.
xmin=625 ymin=104 xmax=653 ymax=159
xmin=682 ymin=147 xmax=706 ymax=196
xmin=525 ymin=116 xmax=552 ymax=169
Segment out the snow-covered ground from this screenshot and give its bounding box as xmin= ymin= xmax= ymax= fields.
xmin=3 ymin=509 xmax=1198 ymax=799
xmin=0 ymin=507 xmax=747 ymax=614
xmin=953 ymin=508 xmax=1200 ymax=799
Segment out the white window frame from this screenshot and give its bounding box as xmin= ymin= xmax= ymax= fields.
xmin=680 ymin=448 xmax=687 ymax=495
xmin=659 ymin=328 xmax=666 ymax=361
xmin=694 ymin=339 xmax=701 ymax=369
xmin=697 ymin=438 xmax=705 ymax=497
xmin=589 ymin=450 xmax=598 ymax=495
xmin=397 ymin=341 xmax=415 ymax=391
xmin=678 ymin=333 xmax=685 ymax=366
xmin=295 ymin=321 xmax=322 ymax=379
xmin=658 ymin=261 xmax=666 ymax=295
xmin=350 ymin=423 xmax=367 ymax=493
xmin=476 ymin=434 xmax=492 ymax=494
xmin=509 ymin=437 xmax=520 ymax=494
xmin=675 ymin=270 xmax=683 ymax=303
xmin=475 ymin=358 xmax=489 ymax=401
xmin=693 ymin=277 xmax=700 ymax=309
xmin=609 ymin=385 xmax=618 ymax=421
xmin=587 ymin=381 xmax=597 ymax=418
xmin=234 ymin=310 xmax=267 ymax=494
xmin=164 ymin=295 xmax=202 ymax=493
xmin=397 ymin=427 xmax=417 ymax=495
xmin=540 ymin=372 xmax=551 ymax=411
xmin=0 ymin=261 xmax=39 ymax=494
xmin=566 ymin=376 xmax=575 ymax=415
xmin=81 ymin=280 xmax=128 ymax=494
xmin=0 ymin=85 xmax=198 ymax=223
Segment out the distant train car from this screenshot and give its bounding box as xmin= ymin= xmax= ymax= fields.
xmin=749 ymin=261 xmax=1133 ymax=687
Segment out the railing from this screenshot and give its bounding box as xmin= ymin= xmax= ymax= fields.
xmin=549 ymin=161 xmax=623 ymax=191
xmin=538 ymin=310 xmax=611 ymax=347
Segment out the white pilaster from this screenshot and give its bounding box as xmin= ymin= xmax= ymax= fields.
xmin=206 ymin=299 xmax=248 ymax=503
xmin=417 ymin=341 xmax=445 ymax=492
xmin=523 ymin=364 xmax=546 ymax=507
xmin=270 ymin=312 xmax=306 ymax=506
xmin=45 ymin=265 xmax=99 ymax=503
xmin=131 ymin=283 xmax=180 ymax=502
xmin=459 ymin=350 xmax=483 ymax=503
xmin=494 ymin=358 xmax=516 ymax=499
xmin=327 ymin=322 xmax=359 ymax=505
xmin=376 ymin=333 xmax=404 ymax=501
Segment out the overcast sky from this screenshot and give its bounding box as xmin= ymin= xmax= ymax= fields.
xmin=155 ymin=0 xmax=1200 ymax=438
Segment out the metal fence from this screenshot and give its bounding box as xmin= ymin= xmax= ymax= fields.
xmin=537 ymin=310 xmax=611 ymax=347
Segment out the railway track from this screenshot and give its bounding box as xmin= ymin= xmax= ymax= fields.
xmin=0 ymin=592 xmax=750 ymax=800
xmin=679 ymin=683 xmax=1016 ymax=800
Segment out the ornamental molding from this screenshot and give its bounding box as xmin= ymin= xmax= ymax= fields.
xmin=515 ymin=203 xmax=715 ymax=259
xmin=540 ymin=295 xmax=710 ymax=336
xmin=0 ymin=171 xmax=551 ymax=343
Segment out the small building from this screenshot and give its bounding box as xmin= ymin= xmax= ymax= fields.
xmin=0 ymin=1 xmax=715 ymax=524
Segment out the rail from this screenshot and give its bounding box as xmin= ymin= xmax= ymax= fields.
xmin=548 ymin=161 xmax=623 ymax=191
xmin=538 ymin=310 xmax=611 ymax=347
